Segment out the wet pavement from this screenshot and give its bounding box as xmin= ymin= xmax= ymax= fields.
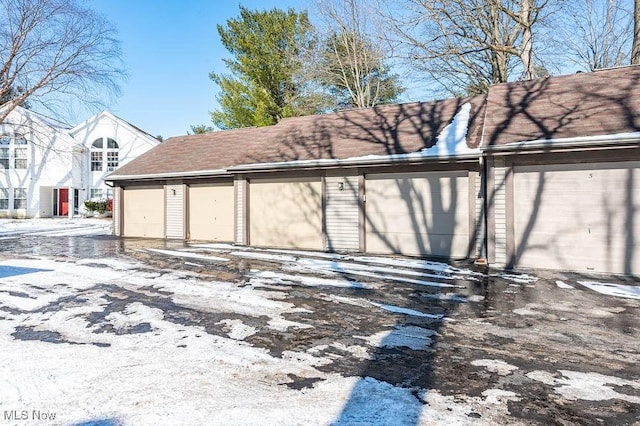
xmin=0 ymin=233 xmax=639 ymax=425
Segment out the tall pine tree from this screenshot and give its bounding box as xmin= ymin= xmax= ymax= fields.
xmin=210 ymin=7 xmax=318 ymax=129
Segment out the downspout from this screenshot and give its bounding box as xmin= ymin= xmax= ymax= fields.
xmin=478 ymin=93 xmax=491 ymax=266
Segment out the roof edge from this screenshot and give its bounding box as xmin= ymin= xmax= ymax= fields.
xmin=107 ymin=169 xmax=230 ymax=182
xmin=228 ymin=152 xmax=481 ymax=173
xmin=482 ymin=132 xmax=640 ymax=153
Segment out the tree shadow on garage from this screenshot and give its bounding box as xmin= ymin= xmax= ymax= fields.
xmin=245 ymin=98 xmax=486 ymax=423
xmin=241 ymin=67 xmax=640 ymax=422
xmin=482 ymin=70 xmax=640 ymax=275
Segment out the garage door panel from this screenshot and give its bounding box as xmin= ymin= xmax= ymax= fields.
xmin=123 ymin=187 xmax=164 ymax=238
xmin=514 ymin=161 xmax=639 ymax=274
xmin=250 ymin=179 xmax=322 ymax=250
xmin=188 ymin=184 xmax=234 ymax=241
xmin=366 ymin=172 xmax=470 ymax=257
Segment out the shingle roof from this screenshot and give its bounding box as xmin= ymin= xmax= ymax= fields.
xmin=482 ymin=65 xmax=640 ymax=146
xmin=109 ymin=65 xmax=640 ymax=179
xmin=109 ymin=95 xmax=486 ymax=178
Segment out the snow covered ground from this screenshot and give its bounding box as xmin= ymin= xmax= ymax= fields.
xmin=0 ymin=219 xmax=638 ymax=425
xmin=0 ymin=218 xmax=111 ymax=238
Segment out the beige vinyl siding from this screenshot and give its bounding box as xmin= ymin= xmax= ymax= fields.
xmin=325 ymin=175 xmax=359 ymax=251
xmin=165 ymin=184 xmax=185 ymax=239
xmin=123 ymin=186 xmax=164 ymax=238
xmin=249 ymin=178 xmax=323 ymax=250
xmin=365 ymin=171 xmax=470 ymax=257
xmin=514 ymin=161 xmax=640 ymax=274
xmin=188 ymin=183 xmax=234 ymax=241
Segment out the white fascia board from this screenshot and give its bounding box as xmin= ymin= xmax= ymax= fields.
xmin=106 ymin=168 xmax=231 ymax=182
xmin=227 ymin=152 xmax=481 ymax=172
xmin=482 ymin=132 xmax=640 ymax=152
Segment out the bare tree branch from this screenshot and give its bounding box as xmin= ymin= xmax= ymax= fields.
xmin=0 ymin=0 xmax=125 ymax=123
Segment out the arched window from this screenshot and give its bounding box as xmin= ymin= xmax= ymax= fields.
xmin=91 ymin=138 xmax=103 ymax=171
xmin=106 ymin=138 xmax=119 ymax=171
xmin=90 ymin=137 xmax=119 ymax=172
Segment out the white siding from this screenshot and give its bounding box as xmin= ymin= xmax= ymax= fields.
xmin=235 ymin=178 xmax=245 ymax=244
xmin=113 ymin=187 xmax=121 ymax=236
xmin=473 ymin=171 xmax=485 ymax=258
xmin=493 ymin=162 xmax=507 ymax=265
xmin=165 ymin=184 xmax=185 ymax=239
xmin=325 ymin=176 xmax=359 ymax=251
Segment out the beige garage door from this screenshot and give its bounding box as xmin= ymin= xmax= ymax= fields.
xmin=250 ymin=178 xmax=323 ymax=250
xmin=366 ymin=171 xmax=470 ymax=257
xmin=188 ymin=183 xmax=234 ymax=241
xmin=123 ymin=186 xmax=164 ymax=238
xmin=514 ymin=161 xmax=640 ymax=274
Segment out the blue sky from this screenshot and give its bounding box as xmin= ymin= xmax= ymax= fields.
xmin=89 ymin=1 xmax=309 ymax=139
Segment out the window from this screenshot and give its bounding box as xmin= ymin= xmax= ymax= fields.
xmin=90 ymin=188 xmax=113 ymax=200
xmin=0 ymin=188 xmax=7 ymax=209
xmin=90 ymin=188 xmax=104 ymax=199
xmin=91 ymin=151 xmax=103 ymax=171
xmin=0 ymin=133 xmax=28 ymax=169
xmin=107 ymin=151 xmax=119 ymax=171
xmin=91 ymin=137 xmax=119 ymax=172
xmin=90 ymin=138 xmax=103 ymax=171
xmin=13 ymin=188 xmax=26 ymax=209
xmin=106 ymin=138 xmax=119 ymax=171
xmin=14 ymin=148 xmax=27 ymax=169
xmin=13 ymin=134 xmax=26 ymax=145
xmin=0 ymin=148 xmax=8 ymax=169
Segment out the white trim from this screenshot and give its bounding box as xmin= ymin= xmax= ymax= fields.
xmin=482 ymin=132 xmax=640 ymax=152
xmin=227 ymin=152 xmax=480 ymax=172
xmin=107 ymin=169 xmax=230 ymax=181
xmin=69 ymin=110 xmax=159 ymax=147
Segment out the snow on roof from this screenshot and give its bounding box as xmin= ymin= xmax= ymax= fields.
xmin=229 ymin=103 xmax=478 ymax=171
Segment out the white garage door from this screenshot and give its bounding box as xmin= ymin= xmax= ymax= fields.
xmin=249 ymin=178 xmax=323 ymax=250
xmin=123 ymin=186 xmax=164 ymax=238
xmin=366 ymin=171 xmax=470 ymax=257
xmin=514 ymin=161 xmax=640 ymax=274
xmin=188 ymin=183 xmax=234 ymax=241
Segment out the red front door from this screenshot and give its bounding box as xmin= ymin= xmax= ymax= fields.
xmin=59 ymin=188 xmax=69 ymax=216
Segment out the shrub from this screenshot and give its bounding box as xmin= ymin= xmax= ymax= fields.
xmin=84 ymin=199 xmax=110 ymax=214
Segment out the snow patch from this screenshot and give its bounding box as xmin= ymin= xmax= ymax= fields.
xmin=471 ymin=359 xmax=519 ymax=376
xmin=248 ymin=270 xmax=370 ymax=289
xmin=217 ymin=319 xmax=257 ymax=340
xmin=370 ymin=302 xmax=444 ymax=319
xmin=494 ymin=272 xmax=538 ymax=284
xmin=577 ymin=281 xmax=640 ymax=300
xmin=106 ymin=302 xmax=164 ymax=332
xmin=527 ymin=370 xmax=640 ymax=403
xmin=556 ymin=281 xmax=574 ymax=289
xmin=357 ymin=326 xmax=436 ymax=351
xmin=146 ymin=248 xmax=229 ymax=262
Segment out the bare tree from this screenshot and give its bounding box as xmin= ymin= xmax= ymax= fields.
xmin=632 ymin=0 xmax=640 ymax=63
xmin=0 ymin=0 xmax=124 ymax=123
xmin=557 ymin=0 xmax=632 ymax=71
xmin=378 ymin=0 xmax=549 ymax=95
xmin=311 ymin=0 xmax=403 ymax=109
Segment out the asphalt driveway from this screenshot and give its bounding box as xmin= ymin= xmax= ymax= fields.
xmin=0 ymin=224 xmax=638 ymax=425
